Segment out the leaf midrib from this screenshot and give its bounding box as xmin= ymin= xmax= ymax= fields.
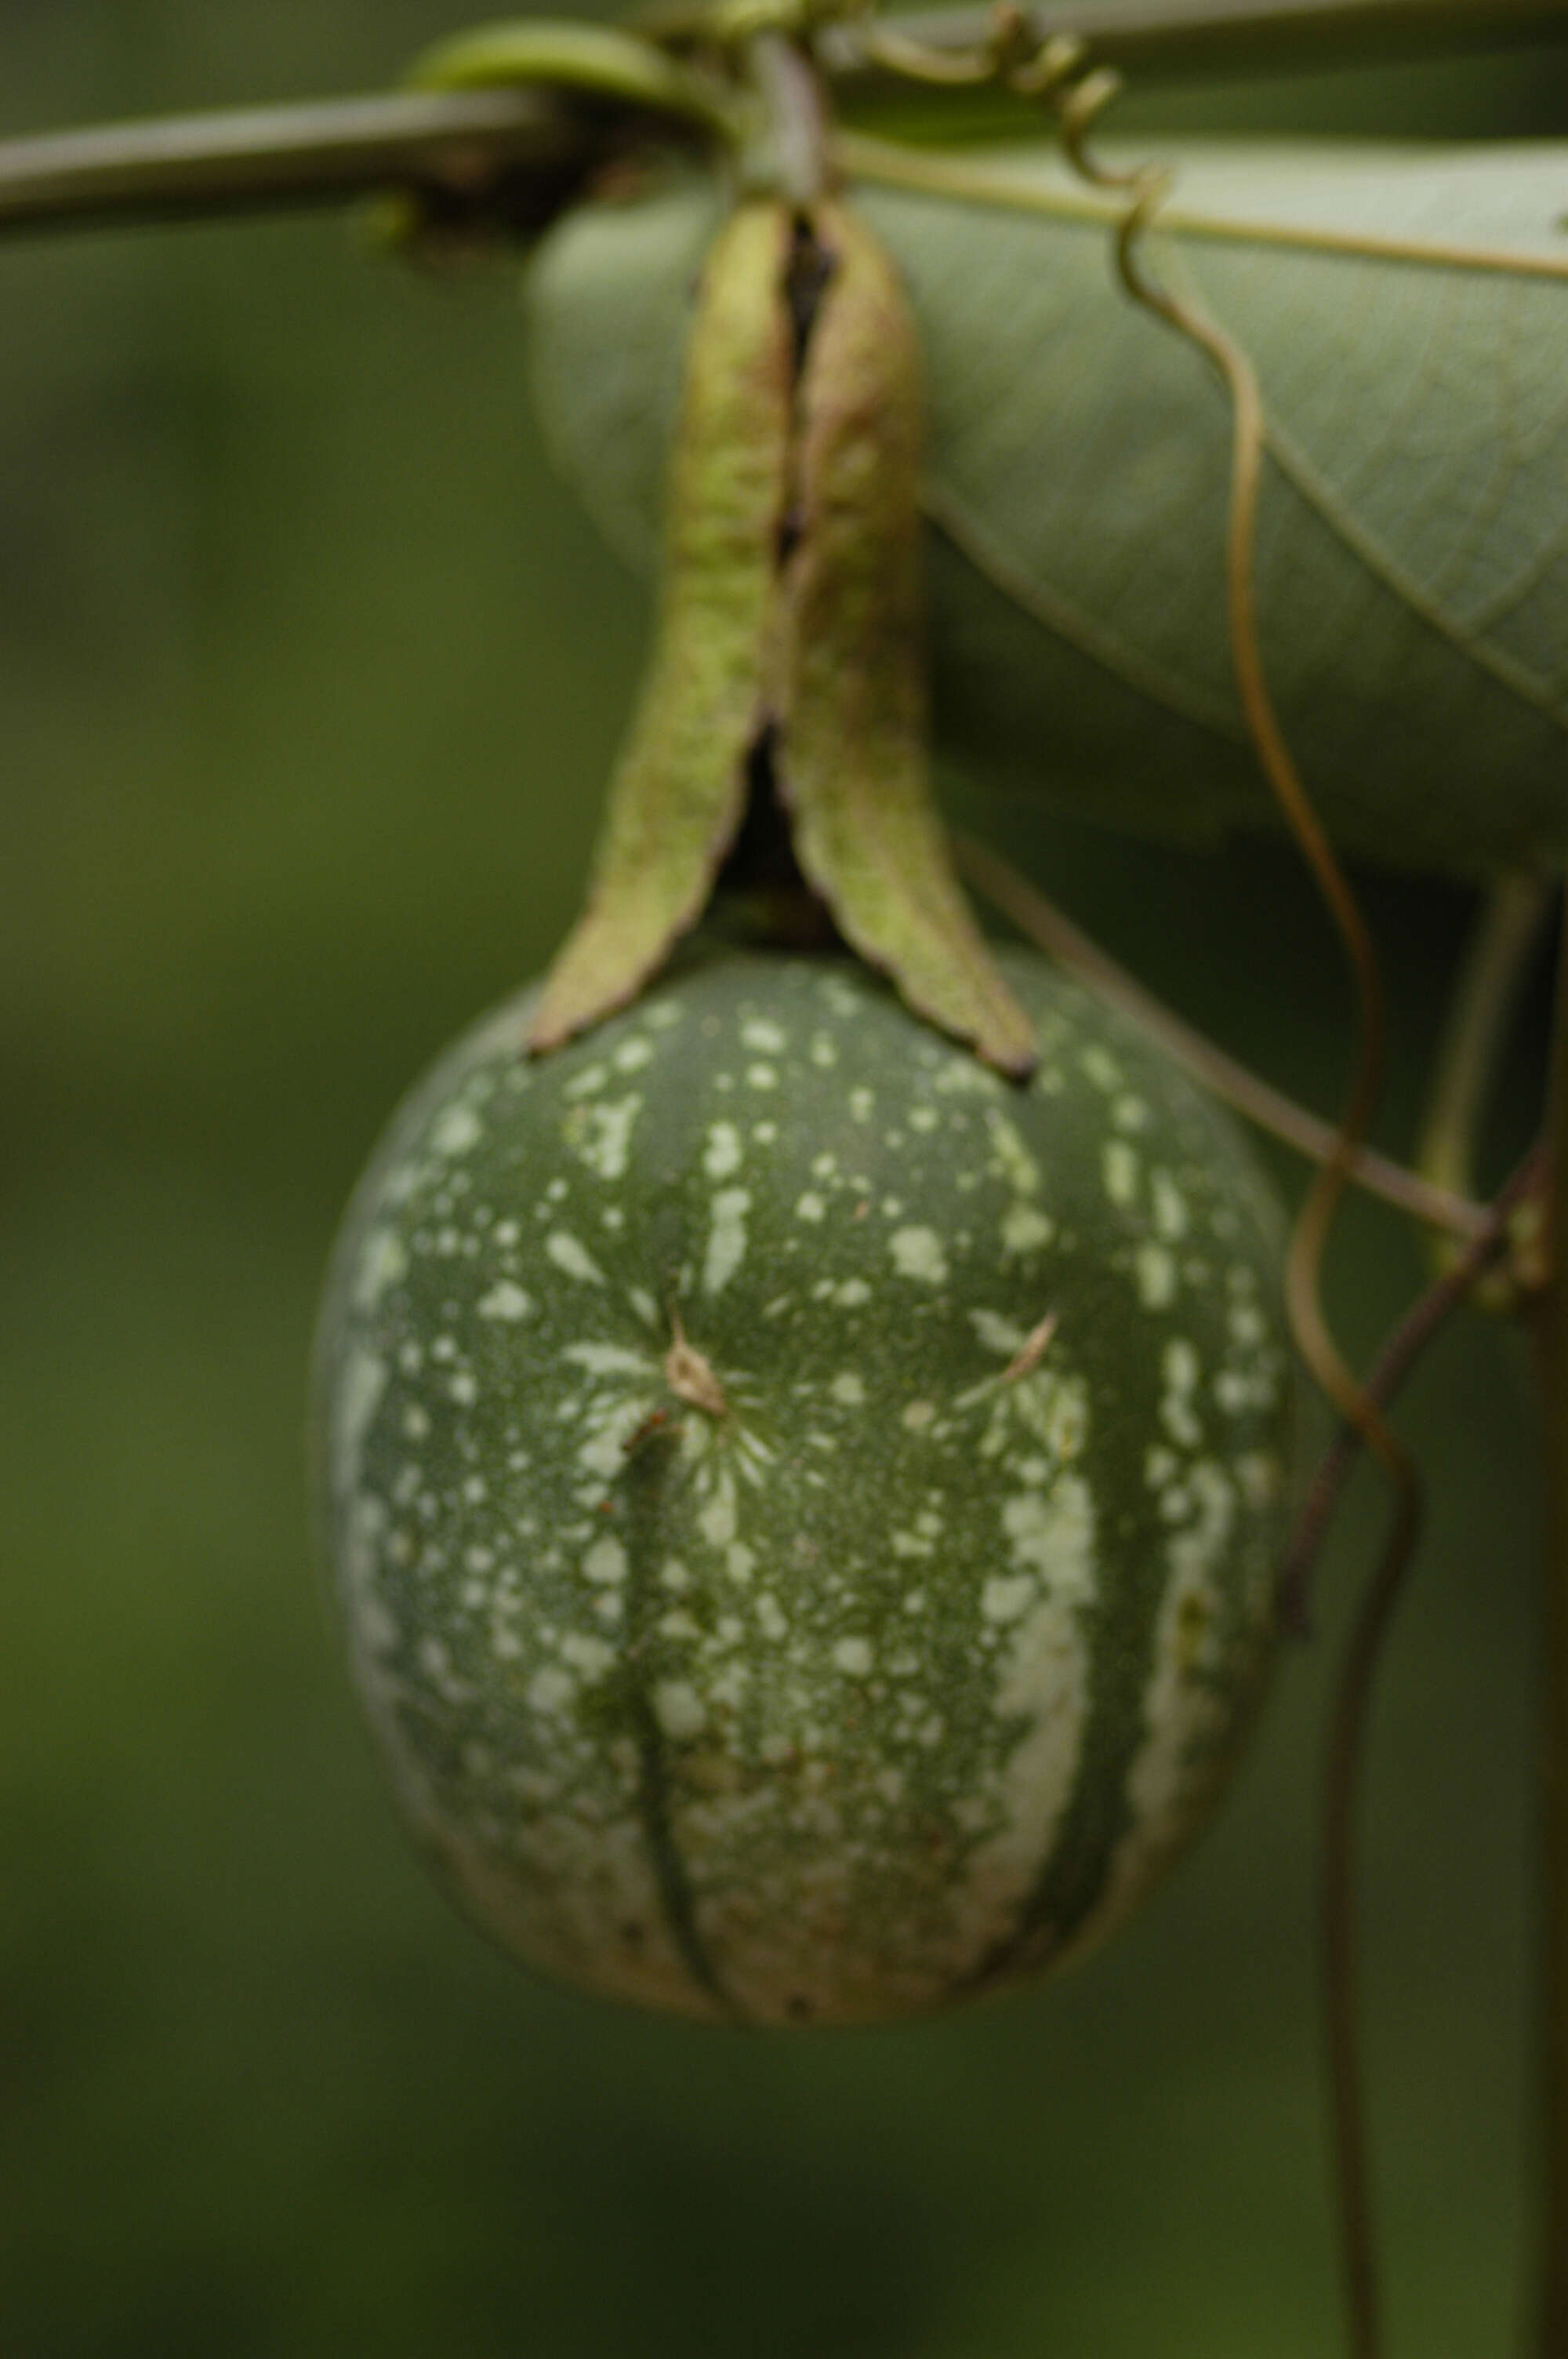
xmin=839 ymin=130 xmax=1568 ymax=282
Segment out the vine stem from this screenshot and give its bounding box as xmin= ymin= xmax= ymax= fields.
xmin=808 ymin=0 xmax=1568 ymax=82
xmin=1417 ymin=873 xmax=1552 ymax=1252
xmin=0 ymin=0 xmax=1565 ymax=236
xmin=0 ymin=21 xmax=732 ymax=242
xmin=0 ymin=88 xmax=589 ymax=236
xmin=1531 ymin=887 xmax=1568 ymax=2354
xmin=1278 ymin=1143 xmax=1545 ymax=1633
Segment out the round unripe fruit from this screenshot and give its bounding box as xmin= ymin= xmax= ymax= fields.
xmin=318 ymin=946 xmax=1294 ymax=2025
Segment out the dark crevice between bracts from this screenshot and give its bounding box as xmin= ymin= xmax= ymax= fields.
xmin=775 ymin=207 xmax=837 ymax=562
xmin=711 ymin=209 xmax=840 ymax=948
xmin=711 ymin=727 xmax=842 ymax=949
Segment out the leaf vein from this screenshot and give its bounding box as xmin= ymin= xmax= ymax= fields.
xmin=922 ymin=475 xmax=1246 ymax=742
xmin=1252 ymin=409 xmax=1568 ymax=729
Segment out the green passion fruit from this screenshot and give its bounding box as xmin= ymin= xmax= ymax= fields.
xmin=317 ymin=946 xmax=1295 ymax=2024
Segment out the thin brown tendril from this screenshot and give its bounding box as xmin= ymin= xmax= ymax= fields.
xmin=1280 ymin=1136 xmax=1543 ymax=2359
xmin=1049 ymin=66 xmax=1414 ymax=2359
xmin=1315 ymin=1488 xmax=1415 ymax=2359
xmin=1054 ymin=76 xmax=1406 ymax=1454
xmin=1281 ymin=1144 xmax=1546 ymax=1634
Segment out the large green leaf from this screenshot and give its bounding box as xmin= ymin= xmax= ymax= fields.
xmin=524 ymin=140 xmax=1568 ymax=878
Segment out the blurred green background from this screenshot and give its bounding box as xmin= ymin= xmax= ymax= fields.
xmin=2 ymin=6 xmax=1564 ymax=2354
